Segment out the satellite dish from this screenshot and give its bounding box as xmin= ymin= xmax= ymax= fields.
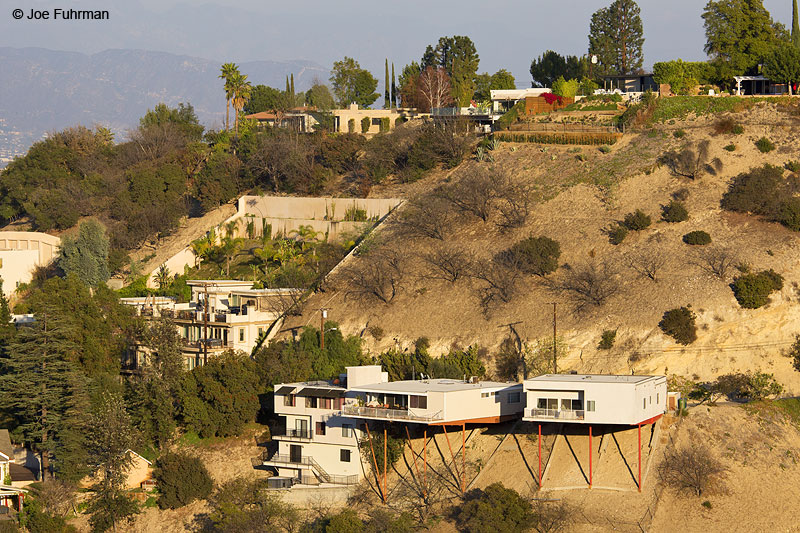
xmin=591 ymin=55 xmax=598 ymax=65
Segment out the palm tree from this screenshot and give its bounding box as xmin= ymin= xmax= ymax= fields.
xmin=224 ymin=220 xmax=238 ymax=239
xmin=230 ymin=72 xmax=252 ymax=136
xmin=219 ymin=237 xmax=244 ymax=277
xmin=154 ymin=264 xmax=171 ymax=290
xmin=219 ymin=63 xmax=239 ymax=131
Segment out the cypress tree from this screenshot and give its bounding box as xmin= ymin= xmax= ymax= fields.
xmin=793 ymin=0 xmax=800 ymax=50
xmin=285 ymin=76 xmax=290 ymax=94
xmin=385 ymin=59 xmax=390 ymax=109
xmin=290 ymin=73 xmax=295 ymax=105
xmin=391 ymin=62 xmax=397 ymax=108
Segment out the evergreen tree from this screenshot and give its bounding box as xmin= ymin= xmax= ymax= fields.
xmin=391 ymin=62 xmax=397 ymax=108
xmin=290 ymin=73 xmax=295 ymax=105
xmin=0 ymin=280 xmax=14 ymax=351
xmin=0 ymin=311 xmax=79 ymax=481
xmin=384 ymin=59 xmax=390 ymax=109
xmin=421 ymin=36 xmax=480 ymax=106
xmin=793 ymin=0 xmax=800 ymax=50
xmin=58 ymin=220 xmax=111 ymax=288
xmin=588 ymin=0 xmax=644 ymax=76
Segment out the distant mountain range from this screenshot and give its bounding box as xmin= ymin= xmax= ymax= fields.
xmin=0 ymin=47 xmax=328 ymax=165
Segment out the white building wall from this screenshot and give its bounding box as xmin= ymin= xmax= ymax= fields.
xmin=0 ymin=249 xmax=40 ymax=295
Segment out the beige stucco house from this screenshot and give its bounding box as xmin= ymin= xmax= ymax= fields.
xmin=0 ymin=231 xmax=60 ymax=296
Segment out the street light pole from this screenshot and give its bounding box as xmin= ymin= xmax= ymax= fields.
xmin=320 ymin=308 xmax=328 ymax=350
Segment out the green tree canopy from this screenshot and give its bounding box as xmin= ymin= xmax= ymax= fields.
xmin=421 ymin=35 xmax=480 ymax=106
xmin=242 ymin=84 xmax=286 ymax=115
xmin=588 ymin=0 xmax=645 ymax=76
xmin=330 ymin=57 xmax=380 ymax=108
xmin=703 ymin=0 xmax=788 ymax=84
xmin=764 ymin=44 xmax=800 ymax=94
xmin=58 ymin=220 xmax=111 ymax=288
xmin=139 ymin=103 xmax=204 ymax=140
xmin=474 ymin=69 xmax=516 ymax=101
xmin=305 ymin=83 xmax=336 ymax=110
xmin=530 ymin=50 xmax=590 ymax=88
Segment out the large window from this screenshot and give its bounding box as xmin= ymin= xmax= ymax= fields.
xmin=409 ymin=395 xmax=427 ymax=409
xmin=537 ymin=398 xmax=558 ymax=410
xmin=340 ymin=449 xmax=351 ymax=462
xmin=321 ymin=398 xmax=333 ymax=410
xmin=284 ymin=394 xmax=296 ymax=407
xmin=508 ymin=392 xmax=521 ymax=404
xmin=305 ymin=396 xmax=317 ymax=409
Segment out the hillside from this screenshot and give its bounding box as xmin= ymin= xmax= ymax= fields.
xmin=287 ymin=100 xmax=800 ymax=393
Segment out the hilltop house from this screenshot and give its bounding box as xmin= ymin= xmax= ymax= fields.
xmin=0 ymin=232 xmax=61 ymax=296
xmin=245 ymin=107 xmax=320 ymax=132
xmin=331 ymin=104 xmax=425 ymax=135
xmin=122 ymin=280 xmax=302 ymax=370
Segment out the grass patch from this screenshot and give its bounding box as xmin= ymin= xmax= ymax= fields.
xmin=648 ymin=96 xmax=753 ymax=124
xmin=745 ymin=398 xmax=800 ymax=427
xmin=179 ymin=431 xmax=221 ymax=447
xmin=724 ymin=144 xmax=736 ymax=152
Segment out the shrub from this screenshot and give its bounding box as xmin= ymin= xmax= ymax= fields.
xmin=394 ymin=116 xmax=407 ymax=126
xmin=785 ymin=160 xmax=800 ymax=173
xmin=659 ymin=307 xmax=697 ymax=345
xmin=380 ymin=117 xmax=390 ymax=132
xmin=661 ymin=200 xmax=689 ymax=222
xmin=623 ymin=209 xmax=652 ymax=231
xmin=359 ymin=432 xmax=404 ymax=473
xmin=599 ymin=145 xmax=612 ymax=153
xmin=714 ymin=118 xmax=739 ymax=135
xmin=658 ymin=445 xmax=727 ymax=496
xmin=154 ymin=453 xmax=214 ymax=509
xmin=608 ymin=224 xmax=628 ymax=245
xmin=720 ymin=164 xmax=788 ymax=220
xmin=598 ymin=330 xmax=617 ymax=350
xmin=683 ymin=230 xmax=711 ymax=245
xmin=779 ymin=197 xmax=800 ymax=231
xmin=724 ymin=143 xmax=736 ymax=152
xmin=361 ymin=116 xmax=371 ymax=134
xmin=457 ymin=483 xmax=535 ymax=533
xmin=673 ymin=129 xmax=686 ymax=138
xmin=731 ymin=269 xmax=783 ymax=309
xmin=348 ymin=118 xmax=356 ymax=133
xmin=731 ymin=124 xmax=744 ymax=134
xmin=553 ymin=261 xmax=619 ymax=311
xmin=755 ymin=137 xmax=775 ymax=153
xmin=497 ymin=236 xmax=561 ymax=276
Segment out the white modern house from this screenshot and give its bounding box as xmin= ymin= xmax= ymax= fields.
xmin=122 ymin=280 xmax=302 ymax=369
xmin=523 ymin=374 xmax=667 ymax=426
xmin=0 ymin=231 xmax=61 ymax=296
xmin=265 ymin=365 xmax=524 ymax=490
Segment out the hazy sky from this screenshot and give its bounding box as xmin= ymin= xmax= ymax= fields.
xmin=2 ymin=0 xmax=795 ymax=87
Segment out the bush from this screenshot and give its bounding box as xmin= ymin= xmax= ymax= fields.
xmin=673 ymin=129 xmax=686 ymax=138
xmin=394 ymin=116 xmax=407 ymax=126
xmin=755 ymin=137 xmax=775 ymax=153
xmin=658 ymin=445 xmax=726 ymax=496
xmin=361 ymin=116 xmax=371 ymax=134
xmin=714 ymin=118 xmax=741 ymax=135
xmin=731 ymin=124 xmax=744 ymax=134
xmin=551 ymin=76 xmax=579 ymax=98
xmin=348 ymin=118 xmax=356 ymax=134
xmin=661 ymin=200 xmax=689 ymax=222
xmin=723 ymin=143 xmax=736 ymax=152
xmin=497 ymin=236 xmax=561 ymax=276
xmin=154 ymin=453 xmax=213 ymax=509
xmin=380 ymin=117 xmax=390 ymax=133
xmin=623 ymin=209 xmax=652 ymax=231
xmin=598 ymin=145 xmax=612 ymax=154
xmin=359 ymin=432 xmax=404 ymax=473
xmin=598 ymin=330 xmax=617 ymax=350
xmin=457 ymin=483 xmax=535 ymax=533
xmin=731 ymin=269 xmax=783 ymax=309
xmin=779 ymin=197 xmax=800 ymax=231
xmin=608 ymin=224 xmax=628 ymax=245
xmin=659 ymin=307 xmax=697 ymax=345
xmin=720 ymin=164 xmax=789 ymax=220
xmin=785 ymin=160 xmax=800 ymax=173
xmin=682 ymin=230 xmax=711 ymax=245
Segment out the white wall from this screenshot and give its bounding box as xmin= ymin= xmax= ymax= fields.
xmin=0 ymin=249 xmax=39 ymax=295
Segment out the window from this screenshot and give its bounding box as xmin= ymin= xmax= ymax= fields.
xmin=586 ymin=400 xmax=595 ymax=412
xmin=316 ymin=422 xmax=326 ymax=436
xmin=284 ymin=394 xmax=296 ymax=407
xmin=571 ymin=399 xmax=582 ymax=411
xmin=321 ymin=398 xmax=332 ymax=410
xmin=342 ymin=424 xmax=354 ymax=438
xmin=340 ymin=449 xmax=351 ymax=462
xmin=371 ymin=118 xmax=381 ymax=126
xmin=239 ymin=328 xmax=245 ymax=342
xmin=508 ymin=392 xmax=521 ymax=404
xmin=481 ymin=392 xmax=489 ymax=398
xmin=410 ymin=395 xmax=427 ymax=409
xmin=561 ymin=399 xmax=572 ymax=411
xmin=537 ymin=398 xmax=547 ymax=409
xmin=305 ymin=396 xmax=317 ymax=409
xmin=257 ymin=327 xmax=264 ymax=337
xmin=643 ymin=398 xmax=646 ymax=409
xmin=657 ymin=393 xmax=660 ymax=404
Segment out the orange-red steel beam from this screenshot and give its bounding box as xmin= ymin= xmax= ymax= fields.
xmin=538 ymin=423 xmax=542 ymax=489
xmin=405 ymin=425 xmax=425 ymax=496
xmin=442 ymin=425 xmax=462 ymax=494
xmin=638 ymin=423 xmax=642 ymax=492
xmin=461 ymin=423 xmax=466 ymax=493
xmin=384 ymin=427 xmax=388 ymax=502
xmin=364 ymin=424 xmax=384 ymax=502
xmin=589 ymin=425 xmax=593 ymax=487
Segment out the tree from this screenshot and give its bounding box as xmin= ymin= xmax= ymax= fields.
xmin=243 ymin=84 xmax=286 ymax=115
xmin=305 ymin=83 xmax=335 ymax=111
xmin=703 ymin=0 xmax=788 ymax=84
xmin=457 ymin=483 xmax=535 ymax=533
xmin=391 ymin=62 xmax=397 ymax=108
xmin=398 ymin=62 xmax=422 ymax=108
xmin=58 ymin=220 xmax=111 ymax=288
xmin=208 ymin=477 xmax=300 ymax=532
xmin=219 ymin=63 xmax=239 ymax=131
xmin=764 ymin=44 xmax=800 ymax=94
xmin=530 ymin=51 xmax=589 ymax=88
xmin=139 ymin=102 xmax=204 ymax=140
xmin=230 ymin=72 xmax=252 ymax=135
xmin=0 ymin=311 xmax=79 ymax=481
xmin=422 ymin=35 xmax=480 ymax=106
xmin=588 ymin=0 xmax=645 ymax=76
xmin=658 ymin=445 xmax=727 ymax=496
xmin=416 ymin=67 xmax=454 ymax=112
xmin=154 ymin=453 xmax=213 ymax=509
xmin=330 ymin=57 xmax=379 ymax=108
xmin=384 ymin=59 xmax=390 ymax=109
xmin=474 ymin=69 xmax=516 ymax=101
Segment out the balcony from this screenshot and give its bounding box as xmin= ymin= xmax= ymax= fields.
xmin=342 ymin=405 xmax=443 ymax=422
xmin=176 ymin=310 xmax=196 ymax=321
xmin=527 ymin=408 xmax=585 ymax=421
xmin=160 ymin=308 xmax=174 ymax=318
xmin=183 ymin=339 xmax=233 ymax=351
xmin=275 ymin=428 xmax=313 ymax=441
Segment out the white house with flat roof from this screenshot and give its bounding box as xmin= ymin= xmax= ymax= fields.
xmin=523 ymin=374 xmax=667 ymax=426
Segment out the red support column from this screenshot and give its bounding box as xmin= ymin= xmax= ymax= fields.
xmin=589 ymin=425 xmax=593 ymax=487
xmin=538 ymin=423 xmax=542 ymax=489
xmin=637 ymin=423 xmax=642 ymax=492
xmin=384 ymin=427 xmax=388 ymax=502
xmin=424 ymin=428 xmax=427 ymax=491
xmin=461 ymin=423 xmax=466 ymax=493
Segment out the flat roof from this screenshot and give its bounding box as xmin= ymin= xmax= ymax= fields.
xmin=350 ymin=378 xmax=519 ymax=394
xmin=188 ymin=280 xmax=254 ymax=287
xmin=526 ymin=374 xmax=664 ymax=385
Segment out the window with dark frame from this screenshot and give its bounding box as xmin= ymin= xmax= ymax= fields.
xmin=316 ymin=422 xmax=326 ymax=436
xmin=340 ymin=449 xmax=351 ymax=462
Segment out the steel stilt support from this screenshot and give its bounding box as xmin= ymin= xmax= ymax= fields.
xmin=462 ymin=422 xmax=466 ymax=493
xmin=364 ymin=424 xmax=384 ymax=502
xmin=423 ymin=428 xmax=427 ymax=491
xmin=405 ymin=425 xmax=425 ymax=497
xmin=638 ymin=423 xmax=642 ymax=492
xmin=538 ymin=423 xmax=542 ymax=489
xmin=383 ymin=427 xmax=388 ymax=502
xmin=589 ymin=425 xmax=593 ymax=488
xmin=442 ymin=425 xmax=462 ymax=494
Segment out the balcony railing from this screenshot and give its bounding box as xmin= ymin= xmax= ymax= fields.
xmin=160 ymin=308 xmax=174 ymax=318
xmin=184 ymin=339 xmax=233 ymax=350
xmin=342 ymin=405 xmax=443 ymax=422
xmin=262 ymin=453 xmax=314 ymax=467
xmin=528 ymin=408 xmax=585 ymax=420
xmin=276 ymin=428 xmax=312 ymax=440
xmin=176 ymin=310 xmax=196 ymax=320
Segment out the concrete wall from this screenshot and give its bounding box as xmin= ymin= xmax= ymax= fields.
xmin=441 ymin=385 xmax=524 ymax=423
xmin=0 ymin=250 xmax=39 ymax=294
xmin=0 ymin=231 xmax=61 ymax=295
xmin=331 ymin=105 xmax=426 ymax=134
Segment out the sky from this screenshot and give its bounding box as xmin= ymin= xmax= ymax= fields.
xmin=1 ymin=0 xmax=795 ymax=88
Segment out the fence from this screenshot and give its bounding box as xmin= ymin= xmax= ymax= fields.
xmin=529 ymin=408 xmax=585 ymax=420
xmin=494 ymin=130 xmax=622 ymax=145
xmin=342 ymin=405 xmax=444 ymax=422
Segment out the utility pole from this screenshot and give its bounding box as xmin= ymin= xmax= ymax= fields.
xmin=551 ymin=303 xmax=557 ymax=374
xmin=320 ymin=308 xmax=328 ymax=351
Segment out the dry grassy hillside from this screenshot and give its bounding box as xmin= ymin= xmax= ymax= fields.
xmin=287 ymin=102 xmax=800 ymax=392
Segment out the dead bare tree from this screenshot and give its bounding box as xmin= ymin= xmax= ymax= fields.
xmin=340 ymin=248 xmax=404 ymax=304
xmin=472 ymin=258 xmax=524 ymax=313
xmin=692 ymin=246 xmax=737 ymax=280
xmin=532 ymin=495 xmax=573 ymax=533
xmin=657 ymin=444 xmax=727 ymax=496
xmin=395 ymin=195 xmax=457 ymax=241
xmin=417 ymin=66 xmax=454 ymax=112
xmin=659 ymin=140 xmax=721 ymax=180
xmin=625 ymin=248 xmax=667 ymax=282
xmin=440 ymin=166 xmax=498 ymax=222
xmin=421 ymin=245 xmax=471 ymax=283
xmin=493 ymin=172 xmax=536 ymax=231
xmin=550 ymin=261 xmax=619 ymax=311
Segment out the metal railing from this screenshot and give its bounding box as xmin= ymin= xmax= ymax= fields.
xmin=262 ymin=453 xmax=313 ymax=466
xmin=342 ymin=405 xmax=443 ymax=422
xmin=176 ymin=310 xmax=196 ymax=320
xmin=529 ymin=408 xmax=585 ymax=420
xmin=277 ymin=428 xmax=312 ymax=440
